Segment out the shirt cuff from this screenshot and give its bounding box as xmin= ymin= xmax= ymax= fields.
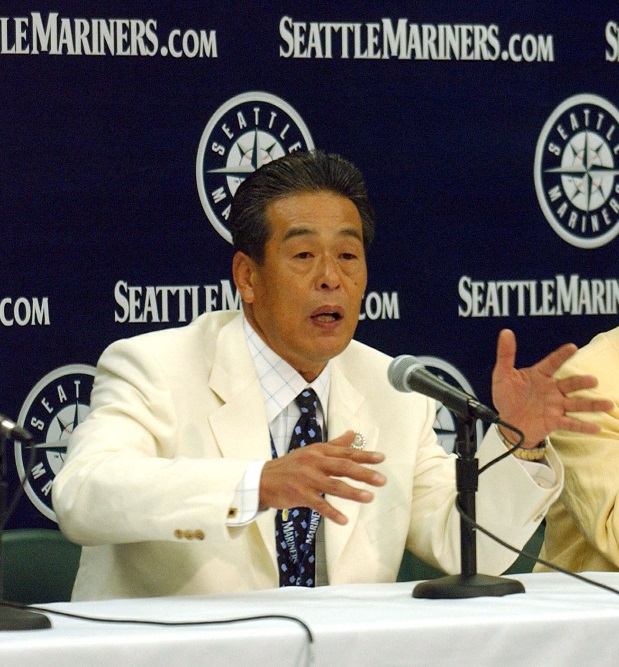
xmin=226 ymin=460 xmax=266 ymax=526
xmin=517 ymin=457 xmax=557 ymax=489
xmin=495 ymin=425 xmax=556 ymax=489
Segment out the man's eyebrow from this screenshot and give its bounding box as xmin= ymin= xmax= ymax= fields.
xmin=282 ymin=226 xmax=363 ymax=242
xmin=339 ymin=227 xmax=363 ymax=242
xmin=282 ymin=226 xmax=316 ymax=241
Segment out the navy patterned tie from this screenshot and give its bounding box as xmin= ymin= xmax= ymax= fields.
xmin=273 ymin=388 xmax=323 ymax=587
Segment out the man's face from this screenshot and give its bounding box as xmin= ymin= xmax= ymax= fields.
xmin=235 ymin=191 xmax=368 ymax=381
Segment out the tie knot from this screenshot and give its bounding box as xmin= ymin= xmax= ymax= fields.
xmin=295 ymin=388 xmax=319 ymax=415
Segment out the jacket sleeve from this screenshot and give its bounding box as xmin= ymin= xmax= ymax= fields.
xmin=52 ymin=337 xmax=255 ymax=547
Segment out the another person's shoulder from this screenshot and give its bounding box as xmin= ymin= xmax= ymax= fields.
xmin=589 ymin=326 xmax=619 ymax=354
xmin=564 ymin=325 xmax=619 ymax=367
xmin=555 ymin=325 xmax=619 ymax=389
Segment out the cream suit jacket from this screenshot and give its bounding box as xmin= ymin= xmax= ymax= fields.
xmin=538 ymin=326 xmax=619 ymax=572
xmin=52 ymin=311 xmax=562 ymax=600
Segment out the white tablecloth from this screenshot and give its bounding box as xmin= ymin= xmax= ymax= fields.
xmin=2 ymin=572 xmax=619 ymax=666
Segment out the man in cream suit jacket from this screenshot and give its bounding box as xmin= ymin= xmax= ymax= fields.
xmin=52 ymin=151 xmax=610 ymax=600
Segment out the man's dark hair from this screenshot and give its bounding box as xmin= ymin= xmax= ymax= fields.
xmin=229 ymin=150 xmax=375 ymax=264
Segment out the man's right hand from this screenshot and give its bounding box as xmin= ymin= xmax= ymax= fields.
xmin=259 ymin=430 xmax=386 ymax=525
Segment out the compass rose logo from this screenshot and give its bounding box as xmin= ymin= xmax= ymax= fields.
xmin=196 ymin=92 xmax=314 ymax=243
xmin=417 ymin=356 xmax=484 ymax=454
xmin=15 ymin=364 xmax=95 ymax=522
xmin=534 ymin=94 xmax=619 ymax=249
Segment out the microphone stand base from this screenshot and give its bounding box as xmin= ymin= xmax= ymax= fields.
xmin=413 ymin=573 xmax=524 ymax=599
xmin=0 ymin=604 xmax=51 ymax=630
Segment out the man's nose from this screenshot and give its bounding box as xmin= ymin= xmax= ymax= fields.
xmin=316 ymin=254 xmax=341 ymax=290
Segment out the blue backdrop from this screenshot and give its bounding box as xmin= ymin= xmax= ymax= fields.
xmin=2 ymin=2 xmax=618 ymax=528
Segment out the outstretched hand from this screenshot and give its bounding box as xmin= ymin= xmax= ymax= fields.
xmin=259 ymin=430 xmax=386 ymax=525
xmin=491 ymin=329 xmax=613 ymax=448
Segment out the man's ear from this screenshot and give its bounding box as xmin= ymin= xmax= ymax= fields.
xmin=232 ymin=251 xmax=256 ymax=304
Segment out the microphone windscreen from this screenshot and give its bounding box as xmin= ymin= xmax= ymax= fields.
xmin=388 ymin=355 xmax=424 ymax=392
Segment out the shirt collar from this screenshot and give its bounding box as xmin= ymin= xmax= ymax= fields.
xmin=243 ymin=315 xmax=330 ymax=424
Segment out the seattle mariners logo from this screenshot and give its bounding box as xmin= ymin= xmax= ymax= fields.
xmin=535 ymin=94 xmax=619 ymax=249
xmin=15 ymin=364 xmax=96 ymax=522
xmin=418 ymin=356 xmax=484 ymax=454
xmin=196 ymin=91 xmax=314 ymax=243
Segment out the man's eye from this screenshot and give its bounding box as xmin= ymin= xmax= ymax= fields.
xmin=341 ymin=253 xmax=358 ymax=260
xmin=295 ymin=252 xmax=313 ymax=259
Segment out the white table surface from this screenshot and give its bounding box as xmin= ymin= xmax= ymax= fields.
xmin=2 ymin=572 xmax=619 ymax=667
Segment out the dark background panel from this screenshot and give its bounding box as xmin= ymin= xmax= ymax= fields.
xmin=1 ymin=2 xmax=618 ymax=528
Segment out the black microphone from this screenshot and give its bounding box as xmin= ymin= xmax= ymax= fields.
xmin=388 ymin=355 xmax=499 ymax=424
xmin=0 ymin=414 xmax=34 ymax=442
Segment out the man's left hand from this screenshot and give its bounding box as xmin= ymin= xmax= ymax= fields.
xmin=491 ymin=329 xmax=614 ymax=448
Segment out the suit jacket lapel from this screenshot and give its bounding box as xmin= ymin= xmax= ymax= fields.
xmin=206 ymin=314 xmax=278 ymax=579
xmin=325 ymin=361 xmax=379 ymax=579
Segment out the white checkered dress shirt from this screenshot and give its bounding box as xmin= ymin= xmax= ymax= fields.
xmin=226 ymin=318 xmax=330 ymax=583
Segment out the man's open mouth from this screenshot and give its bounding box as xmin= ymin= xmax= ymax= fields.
xmin=312 ymin=312 xmax=342 ymax=322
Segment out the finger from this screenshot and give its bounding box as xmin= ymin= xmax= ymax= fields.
xmin=300 ymin=446 xmax=385 ymax=484
xmin=563 ymin=397 xmax=615 ymax=414
xmin=556 ymin=416 xmax=603 ymax=435
xmin=493 ymin=329 xmax=516 ymax=375
xmin=322 ymin=477 xmax=376 ymax=504
xmin=324 ymin=457 xmax=387 ymax=486
xmin=327 ymin=431 xmax=386 ymax=464
xmin=328 ymin=430 xmax=356 ymax=447
xmin=534 ymin=342 xmax=578 ymax=377
xmin=557 ymin=374 xmax=600 ymax=394
xmin=319 ymin=445 xmax=385 ymax=467
xmin=309 ymin=478 xmax=378 ymax=525
xmin=311 ymin=496 xmax=349 ymax=525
